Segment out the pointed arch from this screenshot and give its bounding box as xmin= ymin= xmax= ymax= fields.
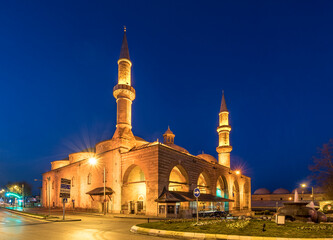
xmin=122 ymin=164 xmax=147 ymax=214
xmin=123 ymin=165 xmax=146 ymax=184
xmin=168 ymin=165 xmax=189 ymax=192
xmin=197 ymin=171 xmax=211 ymax=194
xmin=233 ymin=180 xmax=240 ymax=210
xmin=216 ymin=175 xmax=228 ymax=198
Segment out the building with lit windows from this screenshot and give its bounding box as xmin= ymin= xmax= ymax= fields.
xmin=42 ymin=29 xmax=251 ymax=217
xmin=252 ymin=187 xmax=332 ymax=212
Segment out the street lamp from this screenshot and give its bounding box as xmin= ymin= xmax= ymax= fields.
xmin=301 ymin=184 xmax=314 ymax=202
xmin=88 ymin=157 xmax=106 ymax=215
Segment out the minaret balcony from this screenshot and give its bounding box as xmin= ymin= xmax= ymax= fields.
xmin=217 ymin=125 xmax=231 ymax=132
xmin=113 ymin=84 xmax=136 ymax=101
xmin=216 ymin=146 xmax=233 ymax=153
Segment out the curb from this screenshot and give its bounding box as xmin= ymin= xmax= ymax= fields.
xmin=2 ymin=208 xmax=81 ymax=222
xmin=3 ymin=208 xmax=49 ymax=220
xmin=130 ymin=225 xmax=333 ymax=240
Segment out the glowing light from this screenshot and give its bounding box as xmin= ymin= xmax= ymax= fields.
xmin=5 ymin=192 xmax=22 ymax=198
xmin=88 ymin=157 xmax=97 ymax=165
xmin=288 ymin=197 xmax=292 ymax=200
xmin=235 ymin=170 xmax=241 ymax=175
xmin=301 ymin=184 xmax=307 ymax=188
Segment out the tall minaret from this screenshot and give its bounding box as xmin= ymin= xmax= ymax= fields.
xmin=112 ymin=27 xmax=136 ymax=150
xmin=216 ymin=91 xmax=232 ymax=167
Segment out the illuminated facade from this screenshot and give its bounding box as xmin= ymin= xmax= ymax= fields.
xmin=42 ymin=30 xmax=251 ymax=217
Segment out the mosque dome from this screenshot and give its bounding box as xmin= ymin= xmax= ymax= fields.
xmin=292 ymin=188 xmax=311 ymax=194
xmin=197 ymin=154 xmax=217 ymax=163
xmin=135 ymin=136 xmax=149 ymax=146
xmin=253 ymin=188 xmax=271 ymax=195
xmin=165 ymin=143 xmax=189 ymax=154
xmin=272 ymin=188 xmax=290 ymax=194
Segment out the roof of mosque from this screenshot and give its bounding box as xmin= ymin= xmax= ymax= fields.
xmin=197 ymin=153 xmax=218 ymax=163
xmin=272 ymin=188 xmax=290 ymax=194
xmin=165 ymin=143 xmax=189 ymax=153
xmin=253 ymin=188 xmax=271 ymax=195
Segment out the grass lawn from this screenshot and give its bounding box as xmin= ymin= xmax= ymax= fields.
xmin=138 ymin=219 xmax=333 ymax=238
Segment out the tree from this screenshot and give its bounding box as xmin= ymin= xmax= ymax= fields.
xmin=5 ymin=182 xmax=32 ymax=197
xmin=309 ymin=139 xmax=333 ymax=199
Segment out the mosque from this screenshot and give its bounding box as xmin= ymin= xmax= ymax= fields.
xmin=42 ymin=30 xmax=251 ymax=217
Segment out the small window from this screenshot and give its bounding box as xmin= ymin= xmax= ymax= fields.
xmin=52 ymin=181 xmax=55 ymax=189
xmin=167 ymin=205 xmax=175 ymax=214
xmin=280 ymin=198 xmax=282 ymax=200
xmin=87 ymin=173 xmax=92 ymax=185
xmin=159 ymin=205 xmax=165 ymax=214
xmin=261 ymin=198 xmax=263 ymax=200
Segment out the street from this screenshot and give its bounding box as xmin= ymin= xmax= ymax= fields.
xmin=0 ymin=209 xmax=175 ymax=240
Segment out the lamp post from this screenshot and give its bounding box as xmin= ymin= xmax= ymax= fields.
xmin=89 ymin=157 xmax=107 ymax=215
xmin=301 ymin=184 xmax=314 ymax=202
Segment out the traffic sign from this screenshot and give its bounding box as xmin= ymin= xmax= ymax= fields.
xmin=193 ymin=187 xmax=200 ymax=198
xmin=60 ymin=178 xmax=71 ymax=198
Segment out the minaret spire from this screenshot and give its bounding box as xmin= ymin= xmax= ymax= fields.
xmin=119 ymin=26 xmax=130 ymax=60
xmin=220 ymin=90 xmax=228 ymax=112
xmin=216 ymin=91 xmax=232 ymax=167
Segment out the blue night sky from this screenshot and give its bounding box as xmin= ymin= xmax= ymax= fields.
xmin=0 ymin=1 xmax=332 ymax=194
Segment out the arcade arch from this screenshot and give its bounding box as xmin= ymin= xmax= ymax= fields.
xmin=168 ymin=165 xmax=189 ymax=192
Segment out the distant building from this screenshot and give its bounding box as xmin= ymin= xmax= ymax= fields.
xmin=252 ymin=187 xmax=332 ymax=212
xmin=42 ymin=29 xmax=251 ymax=217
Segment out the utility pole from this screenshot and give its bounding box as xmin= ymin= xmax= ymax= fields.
xmin=47 ymin=177 xmax=51 ymax=216
xmin=22 ymin=184 xmax=24 ymax=210
xmin=104 ymin=167 xmax=106 ymax=215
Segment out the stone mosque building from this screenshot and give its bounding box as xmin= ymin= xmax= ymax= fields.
xmin=42 ymin=30 xmax=251 ymax=217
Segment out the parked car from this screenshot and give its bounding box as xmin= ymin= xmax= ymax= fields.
xmin=209 ymin=211 xmax=228 ymax=218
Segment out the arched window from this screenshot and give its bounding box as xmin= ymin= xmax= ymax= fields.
xmin=168 ymin=165 xmax=189 ymax=192
xmin=87 ymin=173 xmax=92 ymax=185
xmin=197 ymin=172 xmax=210 ymax=194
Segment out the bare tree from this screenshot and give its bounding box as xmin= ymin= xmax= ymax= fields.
xmin=309 ymin=139 xmax=333 ymax=199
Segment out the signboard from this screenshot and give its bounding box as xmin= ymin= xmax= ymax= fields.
xmin=60 ymin=178 xmax=71 ymax=198
xmin=193 ymin=188 xmax=200 ymax=198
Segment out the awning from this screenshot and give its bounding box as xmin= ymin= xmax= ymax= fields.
xmin=86 ymin=187 xmax=114 ymax=195
xmin=86 ymin=187 xmax=114 ymax=201
xmin=155 ymin=187 xmax=234 ymax=203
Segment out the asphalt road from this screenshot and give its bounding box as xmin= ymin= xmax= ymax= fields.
xmin=0 ymin=209 xmax=176 ymax=240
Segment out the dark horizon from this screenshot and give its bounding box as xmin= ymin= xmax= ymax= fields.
xmin=0 ymin=1 xmax=332 ymax=195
